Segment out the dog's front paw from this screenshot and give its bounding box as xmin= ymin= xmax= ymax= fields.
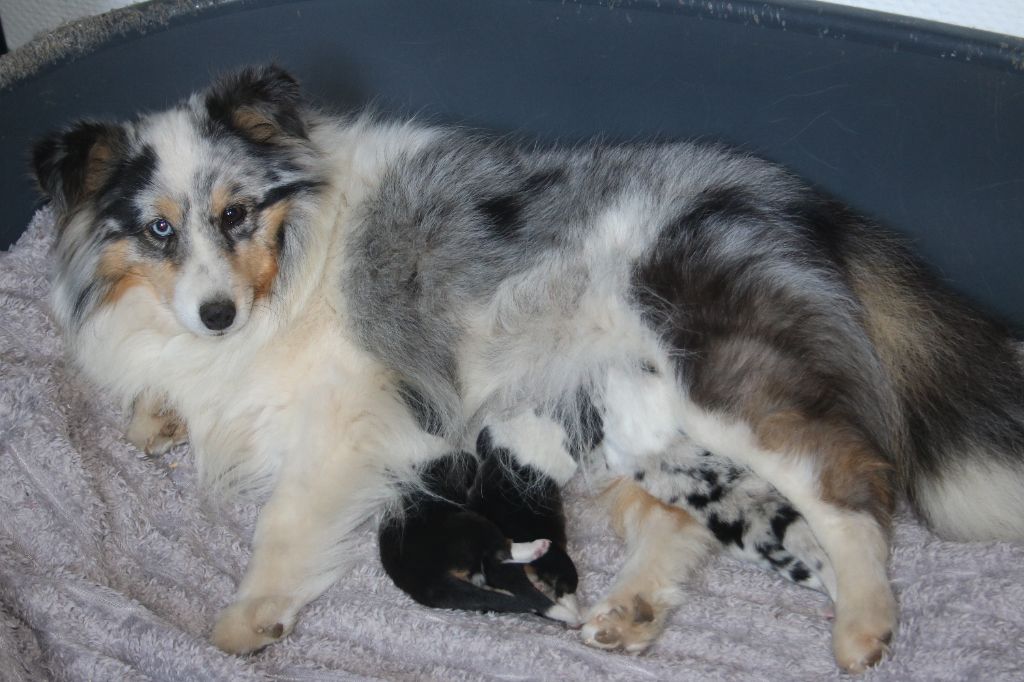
xmin=126 ymin=401 xmax=187 ymax=455
xmin=831 ymin=596 xmax=897 ymax=673
xmin=211 ymin=596 xmax=295 ymax=654
xmin=581 ymin=593 xmax=667 ymax=654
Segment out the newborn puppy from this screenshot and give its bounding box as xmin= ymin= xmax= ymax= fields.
xmin=471 ymin=427 xmax=580 ymax=619
xmin=379 ymin=446 xmax=579 ymax=624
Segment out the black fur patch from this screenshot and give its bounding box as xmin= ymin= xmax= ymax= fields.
xmin=478 ymin=194 xmax=524 ymax=240
xmin=755 ymin=542 xmax=793 ymax=568
xmin=770 ymin=505 xmax=800 ymax=540
xmin=32 ymin=121 xmax=127 ymax=209
xmin=71 ymin=283 xmax=97 ymax=324
xmin=789 ymin=565 xmax=811 ymax=582
xmin=681 ymin=186 xmax=763 ymax=229
xmin=685 ymin=485 xmax=724 ymax=509
xmin=787 ymin=193 xmax=852 ymax=270
xmin=204 ymin=64 xmax=307 ymax=143
xmin=477 ymin=168 xmax=565 ymax=241
xmin=697 ymin=468 xmax=719 ymax=486
xmin=258 ymin=180 xmax=322 ymax=209
xmin=707 ymin=513 xmax=746 ymax=548
xmin=522 ymin=168 xmax=566 ymax=193
xmin=97 ymin=146 xmax=158 ymax=235
xmin=276 ymin=223 xmax=287 ymax=253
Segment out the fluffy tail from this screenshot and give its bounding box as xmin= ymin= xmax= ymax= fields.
xmin=848 ymin=223 xmax=1024 ymax=541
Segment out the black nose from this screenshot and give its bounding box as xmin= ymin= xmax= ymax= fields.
xmin=199 ymin=300 xmax=236 ymax=331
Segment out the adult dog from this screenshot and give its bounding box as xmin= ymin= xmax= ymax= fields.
xmin=34 ymin=66 xmax=1024 ymax=672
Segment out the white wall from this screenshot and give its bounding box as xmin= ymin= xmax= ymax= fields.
xmin=1 ymin=0 xmax=1021 ymax=51
xmin=819 ymin=1 xmax=1024 ymax=39
xmin=2 ymin=0 xmax=139 ymax=50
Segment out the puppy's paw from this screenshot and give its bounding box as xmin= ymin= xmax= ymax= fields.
xmin=831 ymin=598 xmax=896 ymax=673
xmin=126 ymin=403 xmax=187 ymax=456
xmin=507 ymin=539 xmax=551 ymax=563
xmin=211 ymin=596 xmax=295 ymax=654
xmin=581 ymin=593 xmax=666 ymax=654
xmin=544 ymin=593 xmax=582 ymax=627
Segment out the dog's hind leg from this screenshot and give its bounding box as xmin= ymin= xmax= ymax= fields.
xmin=683 ymin=406 xmax=897 ymax=673
xmin=755 ymin=414 xmax=896 ymax=673
xmin=581 ymin=478 xmax=716 ymax=654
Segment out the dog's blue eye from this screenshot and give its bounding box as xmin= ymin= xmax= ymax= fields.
xmin=148 ymin=219 xmax=175 ymax=239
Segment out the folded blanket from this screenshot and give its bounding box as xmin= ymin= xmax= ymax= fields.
xmin=2 ymin=208 xmax=1022 ymax=681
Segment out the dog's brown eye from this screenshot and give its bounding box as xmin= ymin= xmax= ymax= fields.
xmin=222 ymin=204 xmax=247 ymax=228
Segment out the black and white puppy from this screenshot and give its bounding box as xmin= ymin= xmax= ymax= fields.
xmin=471 ymin=427 xmax=579 ymax=613
xmin=379 ymin=429 xmax=579 ymax=624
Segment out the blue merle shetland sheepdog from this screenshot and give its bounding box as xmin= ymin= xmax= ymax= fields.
xmin=34 ymin=65 xmax=1024 ymax=672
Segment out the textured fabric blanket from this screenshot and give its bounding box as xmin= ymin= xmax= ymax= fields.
xmin=2 ymin=208 xmax=1023 ymax=681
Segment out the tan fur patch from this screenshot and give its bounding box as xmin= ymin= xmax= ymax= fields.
xmin=211 ymin=184 xmax=232 ymax=221
xmin=848 ymin=258 xmax=958 ymax=413
xmin=154 ymin=196 xmax=184 ymax=228
xmin=232 ymin=107 xmax=279 ymax=142
xmin=83 ymin=140 xmax=117 ymax=196
xmin=756 ymin=411 xmax=894 ymax=523
xmin=262 ymin=199 xmax=291 ymax=238
xmin=230 ymin=200 xmax=289 ymax=301
xmin=632 ymin=595 xmax=656 ymax=623
xmin=97 ymin=240 xmax=178 ymax=304
xmin=233 ymin=239 xmax=279 ymax=301
xmin=601 ymin=478 xmax=696 ymax=539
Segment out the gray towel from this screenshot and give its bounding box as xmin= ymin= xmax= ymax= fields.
xmin=2 ymin=208 xmax=1023 ymax=681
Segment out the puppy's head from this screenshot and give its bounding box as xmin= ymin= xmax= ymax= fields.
xmin=35 ymin=65 xmax=323 ymax=337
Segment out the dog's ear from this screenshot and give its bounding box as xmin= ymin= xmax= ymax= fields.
xmin=205 ymin=65 xmax=307 ymax=144
xmin=32 ymin=121 xmax=127 ymax=212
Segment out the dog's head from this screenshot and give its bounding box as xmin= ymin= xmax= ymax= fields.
xmin=34 ymin=65 xmax=323 ymax=337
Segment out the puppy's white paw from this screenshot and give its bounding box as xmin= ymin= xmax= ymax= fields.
xmin=544 ymin=593 xmax=582 ymax=626
xmin=211 ymin=596 xmax=295 ymax=654
xmin=581 ymin=593 xmax=666 ymax=654
xmin=507 ymin=539 xmax=551 ymax=563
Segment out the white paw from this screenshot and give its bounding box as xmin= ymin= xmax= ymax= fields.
xmin=211 ymin=596 xmax=295 ymax=654
xmin=581 ymin=593 xmax=666 ymax=654
xmin=126 ymin=408 xmax=187 ymax=456
xmin=544 ymin=593 xmax=582 ymax=627
xmin=507 ymin=539 xmax=551 ymax=563
xmin=831 ymin=598 xmax=897 ymax=673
